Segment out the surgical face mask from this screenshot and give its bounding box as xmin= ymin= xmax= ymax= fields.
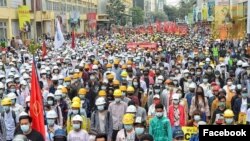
xmin=242 ymin=93 xmax=248 ymax=98
xmin=3 ymin=106 xmax=10 ymax=111
xmin=225 ymin=118 xmax=233 ymax=124
xmin=135 ymin=127 xmax=144 ymax=135
xmin=155 ymin=112 xmax=163 ymax=118
xmin=58 ymin=80 xmax=63 ymax=85
xmin=107 ymin=68 xmax=112 ymax=71
xmin=62 ymin=94 xmax=66 ymax=98
xmin=194 ymin=115 xmax=201 ymax=121
xmin=203 ymin=79 xmax=208 ymax=83
xmin=101 ymin=86 xmax=106 ymax=90
xmin=21 ymin=124 xmax=30 ymax=133
xmin=54 ymin=95 xmax=61 ymax=101
xmin=124 ymin=125 xmax=133 ymax=131
xmin=155 ymin=89 xmax=160 ymax=93
xmin=47 ymin=100 xmax=53 ymax=105
xmin=187 ymin=78 xmax=192 ymax=82
xmin=184 ymin=74 xmax=189 ymax=77
xmin=10 ymin=88 xmax=16 ymax=92
xmin=72 ymin=109 xmax=79 ymax=114
xmin=133 ymin=82 xmax=138 ymax=87
xmin=47 ymin=119 xmax=55 ymax=126
xmin=215 ymin=74 xmax=220 ymax=77
xmin=79 ymin=95 xmax=85 ymax=99
xmin=73 ymin=123 xmax=81 ymax=130
xmin=227 ymin=81 xmax=232 ymax=86
xmin=207 ymin=69 xmax=212 ymax=73
xmin=173 ymin=81 xmax=178 ymax=85
xmin=196 ymin=72 xmax=201 ymax=75
xmin=115 ymin=98 xmax=121 ymax=103
xmin=97 ymin=105 xmax=105 ymax=111
xmin=90 ymin=76 xmax=95 ymax=80
xmin=158 ymin=80 xmax=163 ymax=84
xmin=173 ymin=99 xmax=179 ymax=105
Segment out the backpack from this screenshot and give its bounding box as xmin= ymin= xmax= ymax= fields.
xmin=1 ymin=110 xmax=16 ymax=126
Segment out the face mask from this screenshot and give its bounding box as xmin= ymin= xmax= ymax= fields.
xmin=11 ymin=99 xmax=16 ymax=104
xmin=62 ymin=94 xmax=66 ymax=98
xmin=173 ymin=99 xmax=179 ymax=104
xmin=115 ymin=98 xmax=121 ymax=103
xmin=122 ymin=92 xmax=126 ymax=97
xmin=73 ymin=123 xmax=81 ymax=130
xmin=194 ymin=115 xmax=201 ymax=121
xmin=72 ymin=109 xmax=79 ymax=114
xmin=97 ymin=105 xmax=105 ymax=111
xmin=196 ymin=72 xmax=201 ymax=75
xmin=184 ymin=74 xmax=189 ymax=77
xmin=54 ymin=96 xmax=61 ymax=101
xmin=124 ymin=125 xmax=133 ymax=131
xmin=187 ymin=79 xmax=192 ymax=82
xmin=158 ymin=80 xmax=163 ymax=84
xmin=90 ymin=76 xmax=95 ymax=80
xmin=155 ymin=89 xmax=160 ymax=93
xmin=135 ymin=127 xmax=144 ymax=135
xmin=242 ymin=93 xmax=248 ymax=98
xmin=218 ymin=102 xmax=225 ymax=107
xmin=47 ymin=119 xmax=55 ymax=126
xmin=21 ymin=124 xmax=30 ymax=133
xmin=227 ymin=82 xmax=232 ymax=86
xmin=79 ymin=95 xmax=85 ymax=99
xmin=156 ymin=112 xmax=163 ymax=118
xmin=173 ymin=81 xmax=178 ymax=85
xmin=203 ymin=79 xmax=208 ymax=83
xmin=10 ymin=88 xmax=16 ymax=92
xmin=47 ymin=100 xmax=53 ymax=105
xmin=207 ymin=69 xmax=212 ymax=73
xmin=101 ymin=86 xmax=106 ymax=90
xmin=3 ymin=106 xmax=10 ymax=111
xmin=58 ymin=80 xmax=63 ymax=85
xmin=0 ymin=89 xmax=4 ymax=94
xmin=133 ymin=82 xmax=138 ymax=86
xmin=225 ymin=118 xmax=233 ymax=124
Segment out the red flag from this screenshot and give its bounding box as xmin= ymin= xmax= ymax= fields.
xmin=30 ymin=62 xmax=45 ymax=138
xmin=71 ymin=31 xmax=75 ymax=49
xmin=42 ymin=41 xmax=47 ymax=59
xmin=156 ymin=20 xmax=161 ymax=32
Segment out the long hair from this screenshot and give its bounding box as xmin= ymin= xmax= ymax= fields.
xmin=195 ymin=86 xmax=206 ymax=109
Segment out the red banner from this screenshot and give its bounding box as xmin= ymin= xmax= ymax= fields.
xmin=127 ymin=42 xmax=157 ymax=50
xmin=87 ymin=13 xmax=97 ymax=31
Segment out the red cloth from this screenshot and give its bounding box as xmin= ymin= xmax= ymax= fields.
xmin=30 ymin=62 xmax=45 ymax=138
xmin=168 ymin=105 xmax=186 ymax=127
xmin=71 ymin=31 xmax=75 ymax=49
xmin=42 ymin=41 xmax=47 ymax=59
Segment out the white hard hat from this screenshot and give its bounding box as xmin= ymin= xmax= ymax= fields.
xmin=236 ymin=60 xmax=242 ymax=66
xmin=6 ymin=78 xmax=13 ymax=84
xmin=19 ymin=111 xmax=29 ymax=119
xmin=0 ymin=82 xmax=4 ymax=88
xmin=40 ymin=69 xmax=46 ymax=74
xmin=0 ymin=74 xmax=5 ymax=79
xmin=20 ymin=69 xmax=26 ymax=74
xmin=183 ymin=69 xmax=190 ymax=74
xmin=92 ymin=65 xmax=98 ymax=70
xmin=95 ymin=97 xmax=106 ymax=106
xmin=0 ymin=62 xmax=3 ymax=66
xmin=205 ymin=58 xmax=210 ymax=62
xmin=58 ymin=75 xmax=64 ymax=80
xmin=242 ymin=62 xmax=249 ymax=68
xmin=51 ymin=76 xmax=58 ymax=81
xmin=72 ymin=115 xmax=83 ymax=122
xmin=126 ymin=105 xmax=137 ymax=113
xmin=46 ymin=110 xmax=58 ymax=118
xmin=8 ymin=72 xmax=14 ymax=77
xmin=14 ymin=74 xmax=20 ymax=78
xmin=20 ymin=80 xmax=27 ymax=86
xmin=45 ymin=67 xmax=50 ymax=71
xmin=172 ymin=94 xmax=179 ymax=100
xmin=8 ymin=92 xmax=17 ymax=99
xmin=54 ymin=90 xmax=62 ymax=96
xmin=25 ymin=96 xmax=30 ymax=103
xmin=47 ymin=93 xmax=55 ymax=99
xmin=153 ymin=94 xmax=160 ymax=99
xmin=53 ymin=66 xmax=59 ymax=70
xmin=157 ymin=75 xmax=164 ymax=80
xmin=189 ymin=83 xmax=196 ymax=89
xmin=23 ymin=73 xmax=30 ymax=79
xmin=10 ymin=67 xmax=16 ymax=72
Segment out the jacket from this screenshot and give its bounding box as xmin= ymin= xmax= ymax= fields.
xmin=90 ymin=110 xmax=113 ymax=140
xmin=168 ymin=105 xmax=186 ymax=127
xmin=233 ymin=97 xmax=250 ymax=121
xmin=190 ymin=133 xmax=199 ymax=141
xmin=149 ymin=116 xmax=172 ymax=141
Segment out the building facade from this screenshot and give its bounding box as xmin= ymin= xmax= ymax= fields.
xmin=0 ymin=0 xmax=97 ymax=40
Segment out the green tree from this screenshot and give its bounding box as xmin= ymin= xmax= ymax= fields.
xmin=149 ymin=11 xmax=168 ymax=22
xmin=130 ymin=7 xmax=144 ymax=26
xmin=163 ymin=5 xmax=178 ymax=21
xmin=107 ymin=0 xmax=126 ymax=25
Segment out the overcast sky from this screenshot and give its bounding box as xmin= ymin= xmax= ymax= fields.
xmin=166 ymin=0 xmax=181 ymax=7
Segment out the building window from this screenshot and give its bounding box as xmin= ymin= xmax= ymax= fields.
xmin=243 ymin=2 xmax=247 ymax=17
xmin=46 ymin=1 xmax=52 ymax=10
xmin=0 ymin=21 xmax=7 ymax=40
xmin=0 ymin=0 xmax=7 ymax=6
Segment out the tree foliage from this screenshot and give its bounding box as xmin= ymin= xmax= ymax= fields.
xmin=149 ymin=11 xmax=168 ymax=22
xmin=163 ymin=5 xmax=178 ymax=21
xmin=130 ymin=7 xmax=144 ymax=26
xmin=106 ymin=0 xmax=126 ymax=25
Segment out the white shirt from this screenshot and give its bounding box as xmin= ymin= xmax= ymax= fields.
xmin=240 ymin=98 xmax=248 ymax=113
xmin=67 ymin=130 xmax=89 ymax=141
xmin=45 ymin=124 xmax=61 ymax=141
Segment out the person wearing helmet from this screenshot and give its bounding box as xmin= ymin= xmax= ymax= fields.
xmin=134 ymin=116 xmax=147 ymax=141
xmin=108 ymin=89 xmax=128 ymax=141
xmin=67 ymin=115 xmax=89 ymax=140
xmin=54 ymin=129 xmax=67 ymax=141
xmin=149 ymin=103 xmax=172 ymax=141
xmin=233 ymin=88 xmax=250 ymax=124
xmin=66 ymin=101 xmax=90 ymax=133
xmin=45 ymin=110 xmax=61 ymax=141
xmin=112 ymin=60 xmax=122 ymax=82
xmin=46 ymin=93 xmax=63 ymax=127
xmin=103 ymin=64 xmax=116 ymax=83
xmin=49 ymin=76 xmax=59 ymax=94
xmin=172 ymin=127 xmax=184 ymax=141
xmin=223 ymin=109 xmax=235 ymax=125
xmin=15 ymin=112 xmax=44 ymax=141
xmin=58 ymin=75 xmax=64 ymax=85
xmin=116 ymin=113 xmax=135 ymax=141
xmin=1 ymin=98 xmax=17 ymax=141
xmin=148 ymin=94 xmax=167 ymax=118
xmin=126 ymin=105 xmax=137 ymax=117
xmin=120 ymin=85 xmax=131 ymax=103
xmin=7 ymin=92 xmax=24 ymax=121
xmin=78 ymin=88 xmax=90 ymax=117
xmin=40 ymin=69 xmax=51 ymax=90
xmin=90 ymin=97 xmax=113 ymax=140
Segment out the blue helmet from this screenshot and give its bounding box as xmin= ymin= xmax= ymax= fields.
xmin=54 ymin=129 xmax=66 ymax=137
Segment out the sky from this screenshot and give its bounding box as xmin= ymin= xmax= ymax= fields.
xmin=166 ymin=0 xmax=181 ymax=7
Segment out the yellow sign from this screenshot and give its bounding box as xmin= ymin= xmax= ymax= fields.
xmin=18 ymin=5 xmax=31 ymax=32
xmin=182 ymin=126 xmax=198 ymax=141
xmin=238 ymin=112 xmax=247 ymax=125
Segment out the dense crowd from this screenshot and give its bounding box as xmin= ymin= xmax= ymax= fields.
xmin=0 ymin=30 xmax=250 ymax=141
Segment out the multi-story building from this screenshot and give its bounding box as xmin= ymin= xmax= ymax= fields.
xmin=0 ymin=0 xmax=97 ymax=40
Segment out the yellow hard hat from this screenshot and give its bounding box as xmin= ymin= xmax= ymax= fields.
xmin=127 ymin=86 xmax=135 ymax=93
xmin=122 ymin=113 xmax=135 ymax=124
xmin=114 ymin=59 xmax=120 ymax=65
xmin=223 ymin=109 xmax=234 ymax=118
xmin=1 ymin=98 xmax=12 ymax=106
xmin=61 ymin=87 xmax=68 ymax=94
xmin=64 ymin=77 xmax=71 ymax=82
xmin=120 ymin=85 xmax=127 ymax=91
xmin=78 ymin=88 xmax=87 ymax=95
xmin=107 ymin=74 xmax=114 ymax=79
xmin=71 ymin=101 xmax=81 ymax=108
xmin=73 ymin=73 xmax=79 ymax=79
xmin=219 ymin=57 xmax=224 ymax=63
xmin=84 ymin=64 xmax=90 ymax=69
xmin=113 ymin=89 xmax=122 ymax=97
xmin=122 ymin=64 xmax=127 ymax=69
xmin=93 ymin=60 xmax=99 ymax=65
xmin=113 ymin=80 xmax=120 ymax=85
xmin=106 ymin=63 xmax=112 ymax=68
xmin=199 ymin=62 xmax=205 ymax=67
xmin=127 ymin=60 xmax=133 ymax=65
xmin=121 ymin=71 xmax=128 ymax=77
xmin=72 ymin=96 xmax=81 ymax=103
xmin=98 ymin=90 xmax=107 ymax=97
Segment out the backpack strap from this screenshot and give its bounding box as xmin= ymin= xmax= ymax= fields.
xmin=12 ymin=111 xmax=16 ymax=126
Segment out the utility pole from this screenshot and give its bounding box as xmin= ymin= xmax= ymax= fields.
xmin=33 ymin=0 xmax=37 ymax=42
